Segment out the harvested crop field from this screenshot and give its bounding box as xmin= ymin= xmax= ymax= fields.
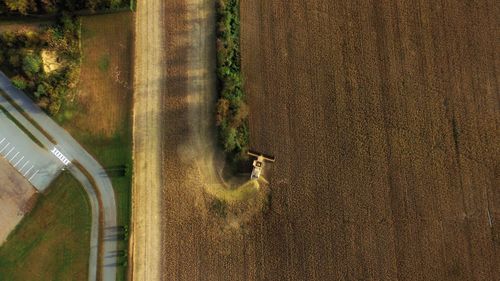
xmin=240 ymin=0 xmax=499 ymax=280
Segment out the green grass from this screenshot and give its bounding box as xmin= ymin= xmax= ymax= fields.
xmin=52 ymin=109 xmax=131 ymax=281
xmin=0 ymin=173 xmax=91 ymax=281
xmin=65 ymin=112 xmax=132 ymax=281
xmin=72 ymin=128 xmax=132 ymax=231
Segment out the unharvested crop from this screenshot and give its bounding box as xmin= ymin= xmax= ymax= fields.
xmin=240 ymin=1 xmax=499 ymax=280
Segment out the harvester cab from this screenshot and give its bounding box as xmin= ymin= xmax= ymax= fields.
xmin=247 ymin=150 xmax=275 ymax=180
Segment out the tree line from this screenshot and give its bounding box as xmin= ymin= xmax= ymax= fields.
xmin=215 ymin=0 xmax=249 ymax=163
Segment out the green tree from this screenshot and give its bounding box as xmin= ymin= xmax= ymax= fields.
xmin=4 ymin=0 xmax=35 ymax=14
xmin=11 ymin=75 xmax=27 ymax=90
xmin=222 ymin=126 xmax=237 ymax=152
xmin=34 ymin=83 xmax=47 ymax=98
xmin=22 ymin=53 xmax=42 ymax=77
xmin=40 ymin=0 xmax=57 ymax=13
xmin=216 ymin=98 xmax=230 ymax=126
xmin=8 ymin=50 xmax=21 ymax=67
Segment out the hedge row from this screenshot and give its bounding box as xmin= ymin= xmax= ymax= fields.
xmin=215 ymin=0 xmax=248 ymax=160
xmin=0 ymin=14 xmax=81 ymax=115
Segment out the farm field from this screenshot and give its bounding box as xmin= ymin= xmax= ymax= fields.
xmin=56 ymin=11 xmax=134 ymax=281
xmin=240 ymin=0 xmax=499 ymax=281
xmin=0 ymin=173 xmax=90 ymax=281
xmin=151 ymin=0 xmax=498 ymax=280
xmin=157 ymin=0 xmax=260 ymax=279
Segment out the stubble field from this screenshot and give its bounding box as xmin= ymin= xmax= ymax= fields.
xmin=240 ymin=0 xmax=499 ymax=280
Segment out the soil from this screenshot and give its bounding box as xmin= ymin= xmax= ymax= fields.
xmin=0 ymin=157 xmax=36 ymax=245
xmin=41 ymin=50 xmax=62 ymax=73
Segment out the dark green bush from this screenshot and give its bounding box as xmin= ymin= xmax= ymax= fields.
xmin=11 ymin=75 xmax=27 ymax=89
xmin=22 ymin=53 xmax=42 ymax=77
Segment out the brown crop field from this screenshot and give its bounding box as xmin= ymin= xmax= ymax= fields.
xmin=156 ymin=0 xmax=498 ymax=281
xmin=240 ymin=0 xmax=499 ymax=280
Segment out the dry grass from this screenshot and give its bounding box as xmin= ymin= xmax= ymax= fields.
xmin=41 ymin=50 xmax=62 ymax=73
xmin=58 ymin=12 xmax=133 ymax=137
xmin=137 ymin=0 xmax=499 ymax=280
xmin=156 ymin=1 xmax=275 ymax=280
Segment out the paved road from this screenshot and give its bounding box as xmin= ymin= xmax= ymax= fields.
xmin=130 ymin=0 xmax=164 ymax=280
xmin=0 ymin=110 xmax=63 ymax=191
xmin=0 ymin=72 xmax=117 ymax=281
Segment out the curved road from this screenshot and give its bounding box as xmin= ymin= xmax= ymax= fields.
xmin=0 ymin=72 xmax=117 ymax=281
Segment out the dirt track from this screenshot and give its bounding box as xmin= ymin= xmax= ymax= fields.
xmin=0 ymin=158 xmax=36 ymax=245
xmin=130 ymin=0 xmax=164 ymax=280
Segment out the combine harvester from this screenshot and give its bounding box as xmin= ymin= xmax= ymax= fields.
xmin=247 ymin=150 xmax=275 ymax=180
